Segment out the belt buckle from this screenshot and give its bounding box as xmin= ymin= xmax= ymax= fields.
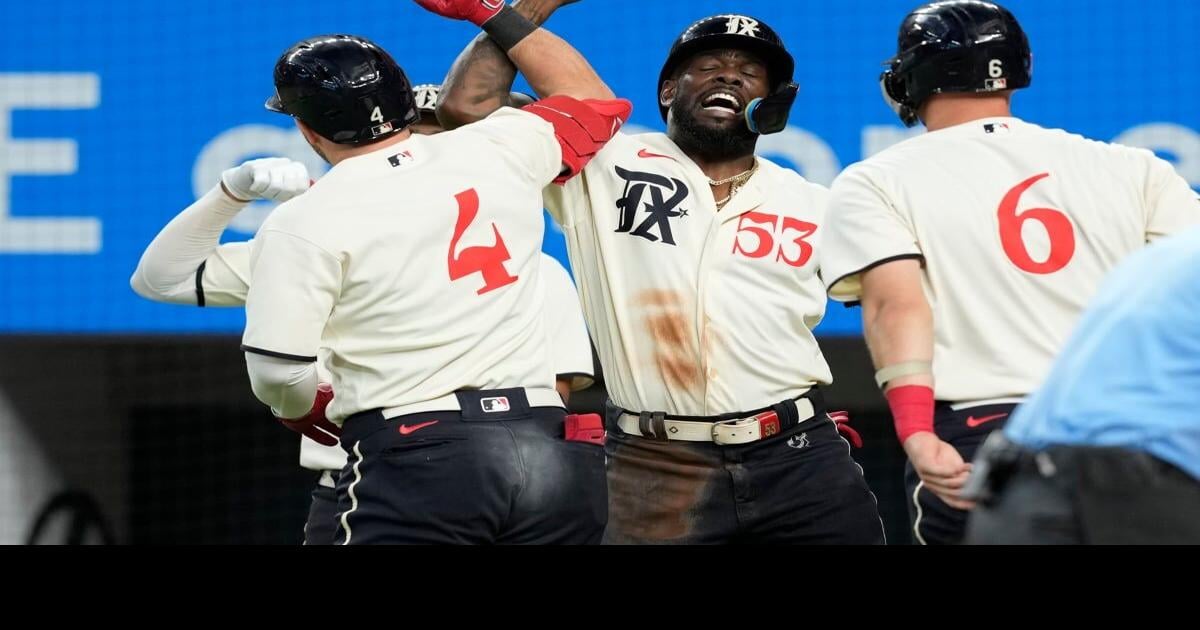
xmin=712 ymin=410 xmax=780 ymax=445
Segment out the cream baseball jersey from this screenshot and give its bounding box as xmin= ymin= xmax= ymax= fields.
xmin=821 ymin=117 xmax=1200 ymax=402
xmin=543 ymin=131 xmax=832 ymax=416
xmin=242 ymin=108 xmax=564 ymax=423
xmin=132 ymin=178 xmax=595 ymax=472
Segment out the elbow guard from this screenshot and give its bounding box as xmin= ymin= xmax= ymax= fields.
xmin=522 ymin=96 xmax=632 ymax=183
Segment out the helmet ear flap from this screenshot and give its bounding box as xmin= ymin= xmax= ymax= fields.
xmin=879 ymin=68 xmax=919 ymax=128
xmin=744 ymin=82 xmax=798 ymax=135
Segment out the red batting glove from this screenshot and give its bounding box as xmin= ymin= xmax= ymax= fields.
xmin=829 ymin=410 xmax=864 ymax=449
xmin=413 ymin=0 xmax=507 ymax=27
xmin=275 ymin=383 xmax=342 ymax=447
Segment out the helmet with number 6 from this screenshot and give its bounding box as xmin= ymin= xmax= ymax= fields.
xmin=880 ymin=1 xmax=1032 ymax=127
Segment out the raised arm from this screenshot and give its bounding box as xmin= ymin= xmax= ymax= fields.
xmin=437 ymin=0 xmax=578 ymax=129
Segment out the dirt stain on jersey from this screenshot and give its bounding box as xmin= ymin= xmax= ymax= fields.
xmin=636 ymin=290 xmax=701 ymax=391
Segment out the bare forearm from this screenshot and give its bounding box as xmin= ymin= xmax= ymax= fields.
xmin=437 ymin=1 xmax=558 ymax=129
xmin=863 ymin=298 xmax=934 ymax=390
xmin=507 ymin=27 xmax=613 ymax=102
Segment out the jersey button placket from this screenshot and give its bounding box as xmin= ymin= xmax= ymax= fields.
xmin=694 ymin=210 xmax=727 ymax=416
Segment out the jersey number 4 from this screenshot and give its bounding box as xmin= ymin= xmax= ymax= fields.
xmin=448 ymin=189 xmax=518 ymax=295
xmin=998 ymin=173 xmax=1076 ymax=274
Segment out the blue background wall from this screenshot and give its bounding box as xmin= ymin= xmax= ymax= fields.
xmin=0 ymin=0 xmax=1195 ymax=334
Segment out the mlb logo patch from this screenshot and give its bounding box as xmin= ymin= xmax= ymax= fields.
xmin=983 ymin=122 xmax=1011 ymax=135
xmin=481 ymin=397 xmax=511 ymax=413
xmin=388 ymin=150 xmax=415 ymax=168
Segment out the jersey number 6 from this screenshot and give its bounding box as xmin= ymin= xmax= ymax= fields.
xmin=448 ymin=189 xmax=519 ymax=295
xmin=998 ymin=173 xmax=1076 ymax=274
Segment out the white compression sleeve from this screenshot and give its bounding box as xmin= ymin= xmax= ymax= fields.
xmin=130 ymin=186 xmax=248 ymax=304
xmin=245 ymin=352 xmax=320 ymax=420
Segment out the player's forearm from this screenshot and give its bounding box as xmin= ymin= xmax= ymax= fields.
xmin=860 ymin=261 xmax=935 ymax=390
xmin=437 ymin=1 xmax=558 ymax=130
xmin=246 ymin=353 xmax=320 ymax=419
xmin=130 ymin=185 xmax=246 ymax=304
xmin=863 ymin=297 xmax=934 ymax=389
xmin=507 ymin=28 xmax=613 ymax=102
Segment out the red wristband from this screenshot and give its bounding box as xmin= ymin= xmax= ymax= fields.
xmin=886 ymin=385 xmax=935 ymax=444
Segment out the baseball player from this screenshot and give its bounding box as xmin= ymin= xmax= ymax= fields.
xmin=130 ymin=89 xmax=596 ymax=546
xmin=438 ymin=8 xmax=884 ymax=544
xmin=240 ymin=0 xmax=630 ymax=544
xmin=820 ymin=0 xmax=1200 ymax=545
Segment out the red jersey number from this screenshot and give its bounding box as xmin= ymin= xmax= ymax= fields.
xmin=448 ymin=189 xmax=519 ymax=295
xmin=732 ymin=212 xmax=818 ymax=268
xmin=998 ymin=173 xmax=1076 ymax=274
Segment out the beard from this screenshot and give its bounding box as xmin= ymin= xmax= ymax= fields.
xmin=668 ymin=97 xmax=758 ymax=162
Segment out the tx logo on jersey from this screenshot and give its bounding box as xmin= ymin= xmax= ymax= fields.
xmin=725 ymin=15 xmax=760 ymax=37
xmin=481 ymin=397 xmax=511 ymax=413
xmin=614 ymin=166 xmax=690 ymax=246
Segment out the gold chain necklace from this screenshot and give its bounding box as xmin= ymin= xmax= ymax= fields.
xmin=711 ymin=159 xmax=759 ymax=210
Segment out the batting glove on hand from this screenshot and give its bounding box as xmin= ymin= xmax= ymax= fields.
xmin=275 ymin=383 xmax=342 ymax=447
xmin=414 ymin=0 xmax=507 ymax=27
xmin=220 ymin=157 xmax=310 ymax=203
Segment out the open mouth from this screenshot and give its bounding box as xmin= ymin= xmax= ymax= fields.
xmin=700 ymin=91 xmax=744 ymax=115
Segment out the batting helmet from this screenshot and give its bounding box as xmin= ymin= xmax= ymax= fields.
xmin=657 ymin=14 xmax=798 ymax=135
xmin=881 ymin=1 xmax=1032 ymax=127
xmin=266 ymin=34 xmax=420 ymax=145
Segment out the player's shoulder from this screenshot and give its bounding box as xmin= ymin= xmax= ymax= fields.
xmin=1029 ymin=120 xmax=1144 ymax=155
xmin=256 ymin=180 xmax=343 ymax=242
xmin=584 ymin=129 xmax=666 ymax=164
xmin=757 ymin=156 xmax=829 ymax=198
xmin=459 ymin=106 xmax=555 ymax=140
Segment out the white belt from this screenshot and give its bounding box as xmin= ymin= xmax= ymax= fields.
xmin=617 ymin=398 xmax=816 ymax=446
xmin=318 ymin=470 xmax=337 ymax=488
xmin=378 ymin=387 xmax=564 ymax=420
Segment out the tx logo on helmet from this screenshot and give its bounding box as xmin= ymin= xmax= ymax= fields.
xmin=414 ymin=86 xmax=439 ymax=111
xmin=614 ymin=166 xmax=690 ymax=246
xmin=725 ymin=16 xmax=760 ymax=37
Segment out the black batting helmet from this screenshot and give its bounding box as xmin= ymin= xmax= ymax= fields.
xmin=657 ymin=14 xmax=798 ymax=135
xmin=266 ymin=34 xmax=420 ymax=145
xmin=881 ymin=1 xmax=1032 ymax=127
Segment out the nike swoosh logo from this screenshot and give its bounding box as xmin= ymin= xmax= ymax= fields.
xmin=638 ymin=149 xmax=675 ymax=161
xmin=398 ymin=420 xmax=440 ymax=436
xmin=966 ymin=413 xmax=1008 ymax=428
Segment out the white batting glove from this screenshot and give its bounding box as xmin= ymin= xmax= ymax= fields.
xmin=220 ymin=158 xmax=310 ymax=203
